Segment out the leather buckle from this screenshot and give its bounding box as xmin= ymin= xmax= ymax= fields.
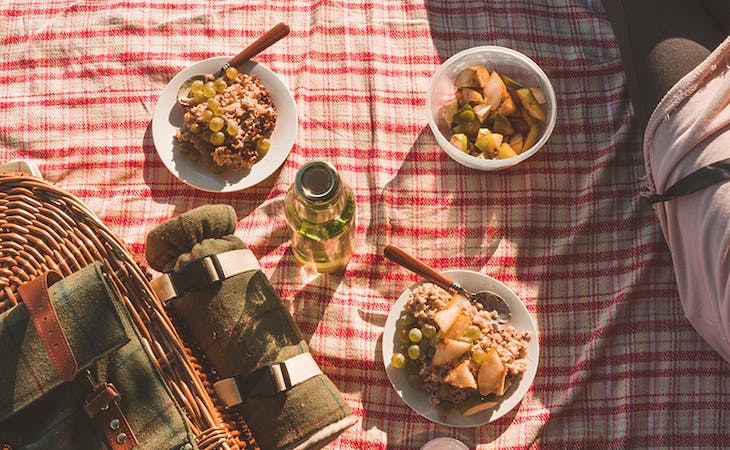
xmin=238 ymin=362 xmax=292 ymax=400
xmin=168 ymin=255 xmax=223 ymax=296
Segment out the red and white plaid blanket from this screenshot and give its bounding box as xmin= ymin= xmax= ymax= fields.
xmin=2 ymin=0 xmax=728 ymax=448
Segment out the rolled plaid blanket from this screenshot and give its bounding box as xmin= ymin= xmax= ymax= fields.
xmin=145 ymin=204 xmax=356 ymax=450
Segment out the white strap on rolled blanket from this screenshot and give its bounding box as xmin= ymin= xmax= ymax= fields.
xmin=149 ymin=249 xmax=261 ymax=303
xmin=213 ymin=352 xmax=324 ymax=407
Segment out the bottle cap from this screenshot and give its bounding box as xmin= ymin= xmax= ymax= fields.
xmin=295 ymin=160 xmax=340 ymax=203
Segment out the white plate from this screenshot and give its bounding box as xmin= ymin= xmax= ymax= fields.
xmin=382 ymin=270 xmax=539 ymax=427
xmin=151 ymin=56 xmax=297 ymax=192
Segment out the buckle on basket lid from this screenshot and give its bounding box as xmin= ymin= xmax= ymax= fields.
xmin=213 ymin=353 xmax=323 ymax=407
xmin=149 ymin=249 xmax=260 ymax=303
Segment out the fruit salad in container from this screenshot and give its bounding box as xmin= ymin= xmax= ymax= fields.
xmin=441 ymin=65 xmax=547 ymax=160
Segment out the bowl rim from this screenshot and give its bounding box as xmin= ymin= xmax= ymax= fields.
xmin=426 ymin=45 xmax=557 ymax=171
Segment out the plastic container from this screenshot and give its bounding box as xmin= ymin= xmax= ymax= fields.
xmin=426 ymin=45 xmax=557 ymax=171
xmin=420 ymin=437 xmax=470 ymax=450
xmin=284 ymin=160 xmax=356 ymax=273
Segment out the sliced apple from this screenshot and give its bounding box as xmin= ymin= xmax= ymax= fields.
xmin=508 ymin=133 xmax=524 ymax=154
xmin=496 ymin=142 xmax=517 ymax=159
xmin=515 ymin=88 xmax=546 ymax=122
xmin=523 ymin=123 xmax=540 ymax=151
xmin=444 ymin=361 xmax=477 ymax=389
xmin=530 ymin=86 xmax=546 ymax=105
xmin=457 ymin=394 xmax=499 ymax=416
xmin=499 ymin=73 xmax=524 ymax=90
xmin=440 ymin=98 xmax=459 ymax=126
xmin=477 ymin=348 xmax=507 ymax=396
xmin=496 ymin=91 xmax=518 ymax=117
xmin=459 ymin=87 xmax=484 ymax=106
xmin=443 ymin=312 xmax=471 ymax=340
xmin=472 ymin=103 xmax=492 ymax=124
xmin=473 ymin=66 xmax=490 ymax=91
xmin=433 ymin=305 xmax=462 ymax=331
xmin=482 ymin=71 xmax=507 ymax=110
xmin=474 ymin=128 xmax=499 ymax=156
xmin=432 ymin=339 xmax=471 ymax=366
xmin=449 ymin=134 xmax=468 ymax=153
xmin=454 ymin=67 xmax=479 ymax=88
xmin=492 ymin=113 xmax=514 ymax=136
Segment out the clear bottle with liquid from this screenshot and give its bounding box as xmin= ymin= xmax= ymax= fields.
xmin=284 ymin=160 xmax=356 ymax=273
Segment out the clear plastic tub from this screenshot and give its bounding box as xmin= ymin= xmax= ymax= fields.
xmin=426 ymin=46 xmax=557 ymax=171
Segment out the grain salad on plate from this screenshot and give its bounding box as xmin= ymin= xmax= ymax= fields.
xmin=390 ymin=282 xmax=531 ymax=417
xmin=175 ymin=66 xmax=277 ymax=172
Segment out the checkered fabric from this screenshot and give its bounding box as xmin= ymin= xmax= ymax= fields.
xmin=0 ymin=263 xmax=196 ymax=449
xmin=2 ymin=0 xmax=729 ymax=448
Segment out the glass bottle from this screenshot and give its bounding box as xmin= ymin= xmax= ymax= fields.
xmin=284 ymin=160 xmax=356 ymax=273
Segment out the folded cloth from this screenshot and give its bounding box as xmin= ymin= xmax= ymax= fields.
xmin=145 ymin=204 xmax=356 ymax=450
xmin=0 ymin=262 xmax=196 ymax=450
xmin=644 ymin=36 xmax=730 ymax=362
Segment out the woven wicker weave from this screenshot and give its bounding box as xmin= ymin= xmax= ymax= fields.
xmin=0 ymin=172 xmax=256 ymax=450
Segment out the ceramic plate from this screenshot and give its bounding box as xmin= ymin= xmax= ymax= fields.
xmin=382 ymin=270 xmax=539 ymax=427
xmin=151 ymin=56 xmax=297 ymax=192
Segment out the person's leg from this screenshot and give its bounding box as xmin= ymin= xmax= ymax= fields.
xmin=602 ymin=0 xmax=726 ymax=131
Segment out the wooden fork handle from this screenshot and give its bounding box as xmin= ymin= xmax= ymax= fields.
xmin=228 ymin=22 xmax=290 ymax=68
xmin=383 ymin=245 xmax=454 ymax=291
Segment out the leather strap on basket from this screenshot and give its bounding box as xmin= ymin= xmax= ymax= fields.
xmin=18 ymin=270 xmax=78 ymax=382
xmin=83 ymin=376 xmax=138 ymax=450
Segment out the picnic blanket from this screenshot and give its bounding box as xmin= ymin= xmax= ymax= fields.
xmin=2 ymin=0 xmax=728 ymax=448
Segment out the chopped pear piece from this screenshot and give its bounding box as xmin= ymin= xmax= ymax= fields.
xmin=473 ymin=66 xmax=491 ymax=91
xmin=457 ymin=394 xmax=499 ymax=416
xmin=530 ymin=86 xmax=546 ymax=104
xmin=523 ymin=123 xmax=540 ymax=151
xmin=496 ymin=92 xmax=518 ymax=117
xmin=444 ymin=293 xmax=470 ymax=311
xmin=432 ymin=339 xmax=472 ymax=366
xmin=509 ymin=133 xmax=524 ymax=154
xmin=440 ymin=98 xmax=459 ymax=126
xmin=444 ymin=361 xmax=477 ymax=390
xmin=492 ymin=113 xmax=514 ymax=135
xmin=499 ymin=73 xmax=524 ymax=90
xmin=474 ymin=128 xmax=499 ymax=156
xmin=520 ymin=105 xmax=538 ymax=126
xmin=472 ymin=103 xmax=492 ymax=124
xmin=433 ymin=305 xmax=462 ymax=331
xmin=515 ymin=88 xmax=546 ymax=121
xmin=492 ymin=132 xmax=504 ymax=148
xmin=497 ymin=142 xmax=517 ymax=159
xmin=482 ymin=71 xmax=507 ymax=110
xmin=449 ymin=133 xmax=468 ymax=153
xmin=443 ymin=312 xmax=472 ymax=340
xmin=454 ymin=67 xmax=479 ymax=88
xmin=459 ymin=87 xmax=484 ymax=106
xmin=477 ymin=348 xmax=507 ymax=396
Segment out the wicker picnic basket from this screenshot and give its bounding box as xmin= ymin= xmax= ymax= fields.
xmin=0 ymin=172 xmax=256 ymax=450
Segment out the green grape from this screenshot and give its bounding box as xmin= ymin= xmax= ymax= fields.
xmin=472 ymin=348 xmax=488 ymax=364
xmin=189 ymin=123 xmax=200 ymax=134
xmin=225 ymin=66 xmax=239 ymax=80
xmin=209 ymin=132 xmax=225 ymax=146
xmin=207 ymin=99 xmax=220 ymax=113
xmin=201 ymin=109 xmax=214 ymax=123
xmin=209 ymin=117 xmax=224 ymax=132
xmin=226 ymin=120 xmax=239 ymax=136
xmin=390 ymin=352 xmax=406 ymax=369
xmin=192 ymin=91 xmax=206 ymax=103
xmin=257 ymin=138 xmax=271 ymax=153
xmin=203 ymin=82 xmax=216 ymax=98
xmin=399 ymin=314 xmax=415 ymax=328
xmin=421 ymin=323 xmax=436 ymax=339
xmin=464 ymin=325 xmax=481 ymax=341
xmin=190 ymin=79 xmax=204 ymax=94
xmin=213 ymin=77 xmax=227 ymax=92
xmin=397 ymin=329 xmax=410 ymax=344
xmin=408 ymin=328 xmax=423 ymax=343
xmin=407 ymin=344 xmax=421 ymax=360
